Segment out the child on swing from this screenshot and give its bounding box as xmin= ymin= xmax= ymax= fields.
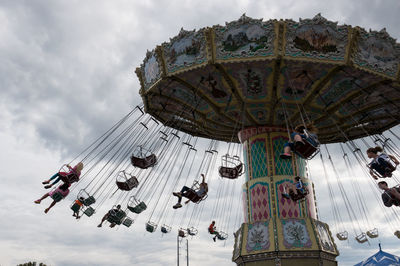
xmin=367 ymin=146 xmax=399 ymax=179
xmin=280 ymin=124 xmax=318 ymax=159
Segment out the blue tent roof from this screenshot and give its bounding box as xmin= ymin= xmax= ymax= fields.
xmin=355 ymin=245 xmax=400 ymax=266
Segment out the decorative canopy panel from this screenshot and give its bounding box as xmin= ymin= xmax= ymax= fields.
xmin=136 ymin=14 xmax=400 ymax=144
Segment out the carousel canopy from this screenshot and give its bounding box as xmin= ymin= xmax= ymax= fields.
xmin=136 ymin=14 xmax=400 ymax=144
xmin=354 ymin=245 xmax=400 ymax=266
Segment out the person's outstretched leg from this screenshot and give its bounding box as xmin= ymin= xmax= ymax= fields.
xmin=44 ymin=200 xmax=57 ymax=213
xmin=35 ymin=193 xmax=50 ymax=204
xmin=98 ymin=215 xmax=108 ymax=227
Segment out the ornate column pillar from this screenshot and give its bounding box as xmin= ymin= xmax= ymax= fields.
xmin=233 ymin=126 xmax=339 ymax=266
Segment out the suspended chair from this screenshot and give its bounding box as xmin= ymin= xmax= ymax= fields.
xmin=107 ymin=206 xmax=127 ymax=226
xmin=77 ymin=189 xmax=96 ymax=207
xmin=367 ymin=157 xmax=397 ymax=178
xmin=394 ymin=230 xmax=400 ymax=239
xmin=178 ymin=228 xmax=188 ymax=238
xmin=355 ymin=232 xmax=368 ymax=243
xmin=161 ymin=224 xmax=172 ymax=234
xmin=116 ymin=171 xmax=139 ymax=191
xmin=187 ymin=227 xmax=198 ymax=236
xmin=293 ymin=130 xmax=320 ymax=160
xmin=218 ymin=154 xmax=244 ymax=179
xmin=58 ymin=164 xmax=80 ymax=184
xmin=184 ymin=181 xmax=208 ymax=204
xmin=127 ymin=196 xmax=147 ymax=214
xmin=122 ymin=217 xmax=134 ymax=227
xmin=366 ymin=228 xmax=379 ymax=238
xmin=130 ymin=146 xmax=157 ymax=169
xmin=84 ymin=206 xmax=95 ymax=217
xmin=146 ymin=221 xmax=157 ymax=233
xmin=336 ymin=231 xmax=348 ymax=241
xmin=70 ymin=197 xmax=86 ymax=214
xmin=50 ymin=191 xmax=65 ymax=203
xmin=217 ymin=231 xmax=228 ymax=241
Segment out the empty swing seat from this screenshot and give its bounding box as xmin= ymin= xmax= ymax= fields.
xmin=84 ymin=206 xmax=95 ymax=217
xmin=161 ymin=225 xmax=172 ymax=234
xmin=336 ymin=231 xmax=348 ymax=241
xmin=187 ymin=227 xmax=198 ymax=236
xmin=146 ymin=221 xmax=157 ymax=233
xmin=122 ymin=217 xmax=133 ymax=227
xmin=128 ymin=201 xmax=147 ymax=214
xmin=131 ymin=154 xmax=157 ymax=169
xmin=219 ymin=163 xmax=243 ymax=179
xmin=355 ymin=232 xmax=368 ymax=243
xmin=178 ymin=229 xmax=187 ymax=238
xmin=116 ymin=175 xmax=139 ymax=191
xmin=83 ymin=196 xmax=96 ymax=207
xmin=366 ymin=228 xmax=379 ymax=238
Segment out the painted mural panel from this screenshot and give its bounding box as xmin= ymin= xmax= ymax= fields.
xmin=246 ymin=221 xmax=270 ymax=253
xmin=285 ymin=14 xmax=348 ymax=61
xmin=162 ymin=28 xmax=208 ymax=74
xmin=214 ymin=15 xmax=275 ymax=60
xmin=140 ymin=50 xmax=162 ymax=91
xmin=353 ymin=28 xmax=400 ymax=78
xmin=249 ymin=182 xmax=271 ymax=222
xmin=314 ymin=220 xmax=336 ymax=253
xmin=282 ymin=219 xmax=312 ymax=249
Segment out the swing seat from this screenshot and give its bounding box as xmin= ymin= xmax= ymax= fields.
xmin=187 ymin=227 xmax=198 ymax=236
xmin=83 ymin=196 xmax=96 ymax=207
xmin=116 ymin=175 xmax=139 ymax=191
xmin=355 ymin=232 xmax=368 ymax=243
xmin=217 ymin=231 xmax=228 ymax=240
xmin=146 ymin=221 xmax=157 ymax=233
xmin=218 ymin=164 xmax=243 ymax=179
xmin=70 ymin=202 xmax=81 ymax=213
xmin=336 ymin=231 xmax=348 ymax=241
xmin=122 ymin=217 xmax=133 ymax=227
xmin=128 ymin=201 xmax=147 ymax=214
xmin=178 ymin=229 xmax=187 ymax=238
xmin=131 ymin=154 xmax=157 ymax=169
xmin=84 ymin=206 xmax=95 ymax=217
xmin=161 ymin=225 xmax=172 ymax=234
xmin=59 ymin=165 xmax=80 ymax=183
xmin=394 ymin=230 xmax=400 ymax=239
xmin=51 ymin=192 xmax=64 ymax=202
xmin=294 ymin=139 xmax=319 ymax=159
xmin=107 ymin=209 xmax=127 ymax=225
xmin=184 ymin=189 xmax=207 ymax=203
xmin=366 ymin=228 xmax=378 ymax=238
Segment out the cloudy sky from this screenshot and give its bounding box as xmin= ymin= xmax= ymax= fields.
xmin=1 ymin=0 xmax=400 ymax=265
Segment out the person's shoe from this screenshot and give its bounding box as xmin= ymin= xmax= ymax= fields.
xmin=44 ymin=184 xmax=52 ymax=189
xmin=213 ymin=236 xmax=216 ymax=242
xmin=280 ymin=153 xmax=292 ymax=159
xmin=173 ymin=203 xmax=182 ymax=209
xmin=44 ymin=208 xmax=49 ymax=214
xmin=34 ymin=200 xmax=41 ymax=204
xmin=42 ymin=180 xmax=50 ymax=184
xmin=173 ymin=192 xmax=181 ymax=197
xmin=97 ymin=224 xmax=102 ymax=228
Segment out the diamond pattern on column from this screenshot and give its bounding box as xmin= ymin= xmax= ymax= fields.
xmin=272 ymin=136 xmax=293 ymax=175
xmin=250 ymin=139 xmax=268 ymax=178
xmin=276 ymin=181 xmax=301 ymax=219
xmin=249 ymin=182 xmax=271 ymax=222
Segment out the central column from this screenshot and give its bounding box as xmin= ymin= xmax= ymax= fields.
xmin=232 ymin=126 xmax=339 ymax=266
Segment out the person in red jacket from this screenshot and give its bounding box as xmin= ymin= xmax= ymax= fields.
xmin=208 ymin=221 xmax=222 ymax=242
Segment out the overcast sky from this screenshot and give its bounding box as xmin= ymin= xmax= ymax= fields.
xmin=1 ymin=0 xmax=400 ymax=265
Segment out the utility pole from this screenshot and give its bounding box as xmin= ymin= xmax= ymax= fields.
xmin=186 ymin=239 xmax=189 ymax=266
xmin=177 ymin=235 xmax=180 ymax=266
xmin=177 ymin=235 xmax=189 ymax=266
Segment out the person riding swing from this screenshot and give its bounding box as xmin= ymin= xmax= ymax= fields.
xmin=378 ymin=181 xmax=400 ymax=207
xmin=281 ymin=124 xmax=319 ymax=159
xmin=366 ymin=146 xmax=399 ymax=179
xmin=172 ymin=174 xmax=208 ymax=209
xmin=281 ymin=176 xmax=308 ymax=202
